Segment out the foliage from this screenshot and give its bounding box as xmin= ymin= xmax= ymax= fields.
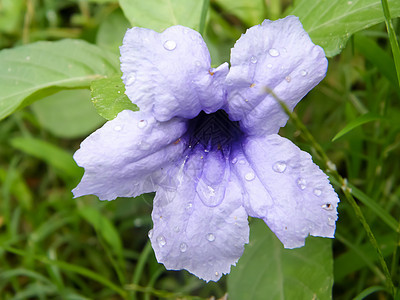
xmin=0 ymin=0 xmax=399 ymax=299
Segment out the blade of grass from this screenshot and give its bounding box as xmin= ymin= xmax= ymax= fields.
xmin=199 ymin=0 xmax=209 ymax=36
xmin=381 ymin=0 xmax=400 ymax=87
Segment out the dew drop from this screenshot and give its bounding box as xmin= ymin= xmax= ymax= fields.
xmin=114 ymin=125 xmax=122 ymax=131
xmin=272 ymin=161 xmax=287 ymax=173
xmin=7 ymin=68 xmax=11 ymax=72
xmin=206 ymin=233 xmax=215 ymax=242
xmin=148 ymin=229 xmax=153 ymax=238
xmin=245 ymin=172 xmax=255 ymax=181
xmin=138 ymin=141 xmax=150 ymax=150
xmin=250 ymin=56 xmax=257 ymax=63
xmin=238 ymin=159 xmax=246 ymax=165
xmin=297 ymin=178 xmax=307 ymax=190
xmin=195 ymin=60 xmax=201 ymax=67
xmin=327 ymin=217 xmax=335 ymax=226
xmin=322 ymin=203 xmax=334 ymax=211
xmin=157 ymin=235 xmax=166 ymax=247
xmin=285 ymin=76 xmax=291 ymax=82
xmin=300 ymin=69 xmax=308 ymax=76
xmin=268 ymin=48 xmax=280 ymax=57
xmin=215 ymin=272 xmax=219 ymax=277
xmin=267 ymin=63 xmax=273 ymax=68
xmin=186 ymin=202 xmax=193 ymax=213
xmin=137 ymin=119 xmax=147 ymax=129
xmin=347 ymin=0 xmax=353 ymax=4
xmin=126 ymin=73 xmax=136 ymax=85
xmin=313 ymin=188 xmax=322 ymax=196
xmin=179 ymin=242 xmax=188 ymax=253
xmin=163 ymin=40 xmax=176 ymax=51
xmin=26 ymin=56 xmax=31 ymax=61
xmin=231 ymin=157 xmax=238 ymax=164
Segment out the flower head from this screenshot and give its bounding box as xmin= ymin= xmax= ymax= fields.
xmin=73 ymin=16 xmax=339 ymax=282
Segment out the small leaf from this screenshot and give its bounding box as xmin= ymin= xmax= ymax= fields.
xmin=215 ymin=0 xmax=265 ymax=26
xmin=91 ymin=75 xmax=138 ymax=120
xmin=332 ymin=112 xmax=382 ymax=141
xmin=288 ymin=0 xmax=400 ymax=57
xmin=0 ymin=39 xmax=119 ymax=120
xmin=228 ymin=219 xmax=333 ymax=300
xmin=31 ymin=89 xmax=105 ymax=138
xmin=119 ymin=0 xmax=204 ymax=32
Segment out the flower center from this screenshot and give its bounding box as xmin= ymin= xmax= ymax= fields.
xmin=186 ymin=110 xmax=243 ymax=151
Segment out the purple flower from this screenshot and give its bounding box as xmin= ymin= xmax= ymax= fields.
xmin=73 ymin=16 xmax=339 ymax=282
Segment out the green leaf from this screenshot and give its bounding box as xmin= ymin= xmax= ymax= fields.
xmin=79 ymin=207 xmax=124 ymax=259
xmin=31 ymin=89 xmax=105 ymax=138
xmin=228 ymin=219 xmax=333 ymax=300
xmin=215 ymin=0 xmax=265 ymax=26
xmin=0 ymin=39 xmax=119 ymax=121
xmin=91 ymin=75 xmax=138 ymax=120
xmin=332 ymin=112 xmax=382 ymax=141
xmin=96 ymin=9 xmax=131 ymax=54
xmin=288 ymin=0 xmax=400 ymax=57
xmin=10 ymin=137 xmax=82 ymax=179
xmin=119 ymin=0 xmax=204 ymax=32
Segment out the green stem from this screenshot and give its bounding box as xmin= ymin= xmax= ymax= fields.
xmin=129 ymin=241 xmax=152 ymax=300
xmin=381 ymin=0 xmax=400 ymax=88
xmin=264 ymin=87 xmax=396 ymax=296
xmin=199 ymin=0 xmax=210 ymax=36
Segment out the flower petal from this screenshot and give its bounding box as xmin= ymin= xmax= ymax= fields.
xmin=233 ymin=134 xmax=339 ymax=249
xmin=72 ymin=110 xmax=187 ymax=200
xmin=120 ymin=26 xmax=228 ymax=121
xmin=226 ymin=16 xmax=328 ymax=136
xmin=150 ymin=149 xmax=249 ymax=282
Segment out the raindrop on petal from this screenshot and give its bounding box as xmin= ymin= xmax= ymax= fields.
xmin=173 ymin=225 xmax=180 ymax=233
xmin=114 ymin=125 xmax=122 ymax=131
xmin=137 ymin=119 xmax=148 ymax=129
xmin=273 ymin=161 xmax=287 ymax=173
xmin=300 ymin=69 xmax=308 ymax=76
xmin=328 ymin=217 xmax=335 ymax=226
xmin=245 ymin=172 xmax=255 ymax=181
xmin=322 ymin=203 xmax=334 ymax=211
xmin=157 ymin=235 xmax=166 ymax=247
xmin=148 ymin=229 xmax=153 ymax=238
xmin=268 ymin=48 xmax=280 ymax=57
xmin=163 ymin=40 xmax=176 ymax=51
xmin=179 ymin=242 xmax=188 ymax=253
xmin=297 ymin=178 xmax=307 ymax=190
xmin=126 ymin=73 xmax=136 ymax=85
xmin=231 ymin=157 xmax=238 ymax=164
xmin=250 ymin=56 xmax=257 ymax=63
xmin=206 ymin=233 xmax=215 ymax=242
xmin=313 ymin=188 xmax=322 ymax=196
xmin=267 ymin=63 xmax=273 ymax=68
xmin=285 ymin=76 xmax=291 ymax=82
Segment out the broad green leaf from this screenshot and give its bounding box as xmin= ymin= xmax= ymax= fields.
xmin=0 ymin=39 xmax=119 ymax=121
xmin=287 ymin=0 xmax=400 ymax=57
xmin=215 ymin=0 xmax=265 ymax=26
xmin=10 ymin=137 xmax=82 ymax=179
xmin=119 ymin=0 xmax=204 ymax=32
xmin=228 ymin=219 xmax=333 ymax=300
xmin=332 ymin=112 xmax=382 ymax=141
xmin=31 ymin=89 xmax=104 ymax=138
xmin=96 ymin=9 xmax=131 ymax=54
xmin=79 ymin=207 xmax=124 ymax=259
xmin=91 ymin=75 xmax=138 ymax=120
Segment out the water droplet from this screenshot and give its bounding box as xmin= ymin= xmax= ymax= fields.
xmin=347 ymin=0 xmax=353 ymax=4
xmin=238 ymin=160 xmax=246 ymax=165
xmin=313 ymin=188 xmax=322 ymax=196
xmin=300 ymin=69 xmax=308 ymax=76
xmin=138 ymin=141 xmax=150 ymax=150
xmin=137 ymin=119 xmax=147 ymax=129
xmin=114 ymin=125 xmax=122 ymax=131
xmin=148 ymin=229 xmax=153 ymax=238
xmin=273 ymin=161 xmax=287 ymax=173
xmin=285 ymin=76 xmax=291 ymax=82
xmin=157 ymin=235 xmax=166 ymax=247
xmin=231 ymin=157 xmax=238 ymax=164
xmin=26 ymin=56 xmax=31 ymax=61
xmin=267 ymin=63 xmax=273 ymax=68
xmin=245 ymin=172 xmax=255 ymax=181
xmin=297 ymin=178 xmax=307 ymax=190
xmin=322 ymin=203 xmax=334 ymax=211
xmin=327 ymin=217 xmax=335 ymax=226
xmin=195 ymin=60 xmax=201 ymax=67
xmin=207 ymin=186 xmax=216 ymax=197
xmin=215 ymin=272 xmax=219 ymax=277
xmin=250 ymin=56 xmax=257 ymax=63
xmin=179 ymin=242 xmax=188 ymax=253
xmin=186 ymin=202 xmax=193 ymax=213
xmin=206 ymin=233 xmax=215 ymax=242
xmin=173 ymin=226 xmax=180 ymax=233
xmin=7 ymin=68 xmax=11 ymax=72
xmin=268 ymin=48 xmax=280 ymax=57
xmin=126 ymin=73 xmax=136 ymax=85
xmin=163 ymin=40 xmax=176 ymax=51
